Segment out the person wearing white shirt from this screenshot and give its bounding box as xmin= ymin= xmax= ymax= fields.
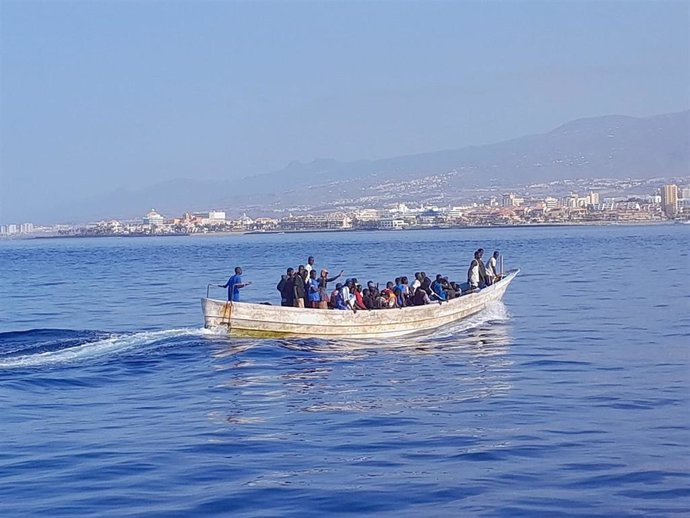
xmin=485 ymin=250 xmax=500 ymax=285
xmin=468 ymin=251 xmax=482 ymax=290
xmin=341 ymin=280 xmax=357 ymax=310
xmin=411 ymin=272 xmax=422 ymax=293
xmin=304 ymin=256 xmax=315 ymax=275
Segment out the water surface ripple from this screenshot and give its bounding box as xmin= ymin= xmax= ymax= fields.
xmin=1 ymin=226 xmax=688 ymax=516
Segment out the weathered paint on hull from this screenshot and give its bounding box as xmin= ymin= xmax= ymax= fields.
xmin=202 ymin=269 xmax=518 ymax=339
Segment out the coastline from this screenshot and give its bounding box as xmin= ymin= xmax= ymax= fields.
xmin=3 ymin=220 xmax=681 ymax=242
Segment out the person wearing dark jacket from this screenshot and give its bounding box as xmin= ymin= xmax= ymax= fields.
xmin=293 ymin=270 xmax=307 ymax=308
xmin=282 ymin=269 xmax=297 ymax=307
xmin=276 ymin=267 xmax=293 ymax=306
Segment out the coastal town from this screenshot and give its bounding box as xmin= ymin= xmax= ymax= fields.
xmin=2 ymin=181 xmax=688 ymax=238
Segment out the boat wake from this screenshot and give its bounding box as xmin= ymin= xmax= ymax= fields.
xmin=423 ymin=300 xmax=510 ymax=340
xmin=275 ymin=301 xmax=513 ymax=353
xmin=0 ymin=302 xmax=512 ymax=368
xmin=0 ymin=327 xmax=212 ymax=369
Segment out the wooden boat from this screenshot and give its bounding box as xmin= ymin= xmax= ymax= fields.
xmin=202 ymin=269 xmax=519 ymax=339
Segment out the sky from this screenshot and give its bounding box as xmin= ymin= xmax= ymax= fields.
xmin=1 ymin=0 xmax=689 ymax=224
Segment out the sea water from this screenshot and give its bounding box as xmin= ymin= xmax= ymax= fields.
xmin=1 ymin=225 xmax=688 ymax=516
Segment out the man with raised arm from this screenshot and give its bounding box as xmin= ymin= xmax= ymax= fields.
xmin=219 ymin=266 xmax=252 ymax=302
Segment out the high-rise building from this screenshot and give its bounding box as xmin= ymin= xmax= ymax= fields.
xmin=661 ymin=184 xmax=678 ymax=218
xmin=588 ymin=191 xmax=600 ymax=205
xmin=502 ymin=193 xmax=523 ymax=207
xmin=562 ymin=194 xmax=580 ymax=209
xmin=681 ymin=187 xmax=690 ymax=200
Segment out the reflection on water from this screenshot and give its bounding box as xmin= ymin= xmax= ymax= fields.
xmin=211 ymin=301 xmax=513 ymax=356
xmin=2 ymin=226 xmax=689 ymax=516
xmin=209 ymin=302 xmax=515 ymax=427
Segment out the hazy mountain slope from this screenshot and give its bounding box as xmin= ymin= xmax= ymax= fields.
xmin=38 ymin=110 xmax=690 ymax=223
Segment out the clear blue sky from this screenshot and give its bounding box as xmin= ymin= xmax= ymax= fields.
xmin=1 ymin=0 xmax=688 ymax=223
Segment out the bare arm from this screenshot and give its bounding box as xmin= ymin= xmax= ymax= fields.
xmin=326 ymin=270 xmax=344 ymax=283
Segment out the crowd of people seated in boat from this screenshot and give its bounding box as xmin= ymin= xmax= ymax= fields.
xmin=268 ymin=250 xmax=502 ymax=310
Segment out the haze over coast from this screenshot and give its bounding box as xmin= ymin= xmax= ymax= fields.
xmin=1 ymin=1 xmax=688 ymax=225
xmin=10 ymin=109 xmax=690 ymax=225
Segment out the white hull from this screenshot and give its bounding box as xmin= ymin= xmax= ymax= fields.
xmin=202 ymin=269 xmax=519 ymax=339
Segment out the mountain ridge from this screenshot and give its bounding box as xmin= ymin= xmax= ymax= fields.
xmin=28 ymin=109 xmax=690 ymax=223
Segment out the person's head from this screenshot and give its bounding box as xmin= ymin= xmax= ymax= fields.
xmin=436 ymin=274 xmax=443 ymax=281
xmin=287 ymin=267 xmax=294 ymax=277
xmin=335 ymin=283 xmax=343 ymax=290
xmin=420 ymin=271 xmax=427 ymax=279
xmin=346 ymin=278 xmax=354 ymax=288
xmin=235 ymin=266 xmax=242 ymax=275
xmin=367 ymin=281 xmax=375 ymax=289
xmin=395 ymin=277 xmax=401 ymax=285
xmin=402 ymin=276 xmax=408 ymax=285
xmin=320 ymin=268 xmax=329 ymax=278
xmin=362 ymin=288 xmax=370 ymax=297
xmin=386 ymin=281 xmax=394 ymax=289
xmin=301 ymin=270 xmax=309 ymax=279
xmin=414 ymin=272 xmax=420 ymax=280
xmin=493 ymin=250 xmax=500 ymax=258
xmin=474 ymin=250 xmax=481 ymax=259
xmin=307 ymin=256 xmax=315 ymax=265
xmin=298 ymin=265 xmax=305 ymax=274
xmin=477 ymin=248 xmax=484 ymax=257
xmin=355 ymin=284 xmax=362 ymax=292
xmin=309 ymin=270 xmax=317 ymax=279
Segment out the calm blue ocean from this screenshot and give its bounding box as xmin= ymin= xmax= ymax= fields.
xmin=1 ymin=225 xmax=688 ymax=517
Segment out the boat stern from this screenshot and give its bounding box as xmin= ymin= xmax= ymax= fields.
xmin=201 ymin=298 xmax=232 ymax=329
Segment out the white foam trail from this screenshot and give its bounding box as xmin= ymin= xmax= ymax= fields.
xmin=0 ymin=328 xmax=206 ymax=369
xmin=425 ymin=301 xmax=510 ymax=340
xmin=293 ymin=301 xmax=512 ymax=352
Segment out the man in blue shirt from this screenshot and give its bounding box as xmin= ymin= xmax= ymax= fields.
xmin=430 ymin=274 xmax=447 ymax=301
xmin=219 ymin=266 xmax=252 ymax=302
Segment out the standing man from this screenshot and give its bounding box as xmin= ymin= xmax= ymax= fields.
xmin=476 ymin=248 xmax=488 ymax=287
xmin=219 ymin=266 xmax=252 ymax=302
xmin=486 ymin=250 xmax=500 ymax=285
xmin=282 ymin=268 xmax=297 ymax=307
xmin=304 ymin=256 xmax=316 ymax=276
xmin=277 ymin=267 xmax=293 ymax=306
xmin=467 ymin=251 xmax=482 ymax=291
xmin=293 ymin=270 xmax=307 ymax=308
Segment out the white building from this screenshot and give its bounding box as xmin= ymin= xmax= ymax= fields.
xmin=354 ymin=209 xmax=380 ymax=221
xmin=544 ymin=197 xmax=559 ymax=210
xmin=199 ymin=210 xmax=227 ymax=225
xmin=378 ymin=217 xmax=405 ymax=230
xmin=237 ymin=213 xmax=254 ymax=227
xmin=208 ymin=210 xmax=226 ymax=221
xmin=447 ymin=206 xmax=466 ymax=220
xmin=143 ymin=209 xmax=165 ymax=226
